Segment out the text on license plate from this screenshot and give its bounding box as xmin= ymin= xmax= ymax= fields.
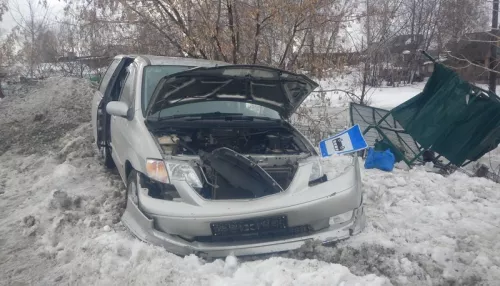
xmin=210 ymin=215 xmax=288 ymax=236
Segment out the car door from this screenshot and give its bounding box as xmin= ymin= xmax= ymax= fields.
xmin=92 ymin=59 xmax=120 ymax=144
xmin=109 ymin=64 xmax=137 ymax=172
xmin=92 ymin=57 xmax=132 ymax=148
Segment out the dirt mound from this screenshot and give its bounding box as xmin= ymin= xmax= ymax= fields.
xmin=0 ymin=77 xmax=94 ymax=155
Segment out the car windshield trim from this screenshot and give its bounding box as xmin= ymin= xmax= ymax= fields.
xmin=155 ymin=112 xmax=243 ymax=120
xmin=146 ymin=100 xmax=282 ymax=122
xmin=141 ymin=65 xmax=194 ymax=116
xmin=147 ymin=112 xmax=282 ymax=122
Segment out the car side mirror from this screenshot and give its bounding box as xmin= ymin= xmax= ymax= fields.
xmin=106 ymin=101 xmax=133 ymax=120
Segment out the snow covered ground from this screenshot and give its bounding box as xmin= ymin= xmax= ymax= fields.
xmin=312 ymin=71 xmax=428 ymax=109
xmin=0 ymin=77 xmax=499 ymax=286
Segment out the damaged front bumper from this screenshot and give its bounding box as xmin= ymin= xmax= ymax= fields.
xmin=122 ymin=162 xmax=366 ymax=258
xmin=122 ymin=199 xmax=365 ymax=258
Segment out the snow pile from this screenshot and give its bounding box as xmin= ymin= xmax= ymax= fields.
xmin=0 ymin=140 xmax=389 ymax=285
xmin=0 ymin=77 xmax=94 ymax=155
xmin=282 ymin=164 xmax=500 ymax=285
xmin=321 ymin=154 xmax=357 ymax=179
xmin=0 ymin=77 xmax=390 ymax=286
xmin=1 ymin=77 xmax=499 ymax=286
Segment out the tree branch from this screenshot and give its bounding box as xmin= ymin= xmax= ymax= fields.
xmin=120 ymin=1 xmax=196 ymax=58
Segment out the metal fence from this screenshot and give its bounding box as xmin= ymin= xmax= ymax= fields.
xmin=349 ymin=102 xmax=429 ymax=166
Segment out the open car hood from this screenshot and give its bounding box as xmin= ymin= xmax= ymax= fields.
xmin=146 ymin=65 xmax=319 ymax=119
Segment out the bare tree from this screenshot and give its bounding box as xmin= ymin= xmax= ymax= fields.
xmin=0 ymin=0 xmax=7 ymax=21
xmin=351 ymin=0 xmax=488 ymax=92
xmin=58 ymin=0 xmax=355 ymax=74
xmin=8 ymin=0 xmax=50 ymax=77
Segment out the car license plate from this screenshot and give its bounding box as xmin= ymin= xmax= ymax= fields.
xmin=210 ymin=215 xmax=288 ymax=237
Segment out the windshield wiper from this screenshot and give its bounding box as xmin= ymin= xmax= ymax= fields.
xmin=149 ymin=112 xmax=244 ymax=121
xmin=186 ymin=114 xmax=281 ymax=122
xmin=148 ymin=112 xmax=281 ymax=122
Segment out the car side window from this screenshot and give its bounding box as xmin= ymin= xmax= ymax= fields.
xmin=99 ymin=59 xmax=121 ymax=94
xmin=118 ymin=65 xmax=136 ymax=107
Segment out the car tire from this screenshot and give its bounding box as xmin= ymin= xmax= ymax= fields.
xmin=126 ymin=169 xmax=139 ymax=208
xmin=101 ymin=145 xmax=115 ymax=169
xmin=117 ymin=169 xmax=136 ymax=220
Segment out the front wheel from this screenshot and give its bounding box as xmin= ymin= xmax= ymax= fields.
xmin=100 ymin=145 xmax=115 ymax=169
xmin=126 ymin=170 xmax=140 ymax=207
xmin=116 ymin=169 xmax=137 ymax=221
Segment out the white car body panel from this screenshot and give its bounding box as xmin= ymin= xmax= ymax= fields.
xmin=136 ymin=159 xmax=362 ymax=235
xmin=93 ymin=55 xmax=365 ymax=258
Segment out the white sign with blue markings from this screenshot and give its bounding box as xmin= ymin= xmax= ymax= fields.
xmin=319 ymin=125 xmax=368 ymax=157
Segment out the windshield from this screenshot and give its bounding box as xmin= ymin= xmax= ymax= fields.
xmin=142 ymin=65 xmax=193 ymax=111
xmin=151 ymin=101 xmax=281 ymax=119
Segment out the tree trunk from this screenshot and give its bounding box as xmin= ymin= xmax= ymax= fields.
xmin=279 ymin=23 xmax=299 ymax=68
xmin=252 ymin=0 xmax=261 ymax=64
xmin=29 ymin=3 xmax=35 ymax=78
xmin=360 ymin=0 xmax=371 ymax=105
xmin=227 ymin=0 xmax=239 ymax=63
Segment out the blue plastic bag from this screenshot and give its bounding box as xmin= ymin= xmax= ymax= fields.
xmin=364 ymin=148 xmax=395 ymax=172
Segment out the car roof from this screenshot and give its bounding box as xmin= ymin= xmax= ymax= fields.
xmin=114 ymin=54 xmax=230 ymax=67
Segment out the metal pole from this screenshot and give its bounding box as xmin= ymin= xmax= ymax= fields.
xmin=489 ymin=0 xmax=499 ymax=93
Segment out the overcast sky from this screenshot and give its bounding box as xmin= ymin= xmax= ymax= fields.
xmin=1 ymin=0 xmax=65 ymax=36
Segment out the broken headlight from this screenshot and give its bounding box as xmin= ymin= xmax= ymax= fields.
xmin=146 ymin=159 xmax=170 ymax=183
xmin=166 ymin=162 xmax=203 ymax=189
xmin=309 ymin=159 xmax=326 ymax=185
xmin=144 ymin=159 xmax=187 ymax=201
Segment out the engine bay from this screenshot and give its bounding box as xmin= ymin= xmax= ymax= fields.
xmin=153 ymin=126 xmax=312 ymax=200
xmin=156 ymin=127 xmax=308 ymax=156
